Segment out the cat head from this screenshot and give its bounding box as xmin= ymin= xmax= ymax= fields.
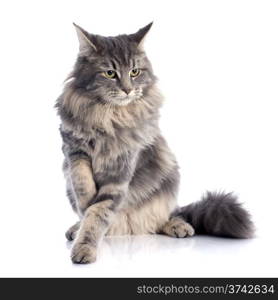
xmin=70 ymin=23 xmax=156 ymax=106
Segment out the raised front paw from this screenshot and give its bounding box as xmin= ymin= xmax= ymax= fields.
xmin=71 ymin=243 xmax=97 ymax=264
xmin=162 ymin=217 xmax=195 ymax=238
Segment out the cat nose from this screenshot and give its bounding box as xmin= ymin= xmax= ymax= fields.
xmin=122 ymin=87 xmax=132 ymax=95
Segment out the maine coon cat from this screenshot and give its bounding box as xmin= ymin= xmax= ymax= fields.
xmin=56 ymin=23 xmax=254 ymax=264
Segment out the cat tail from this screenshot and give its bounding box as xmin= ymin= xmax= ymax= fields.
xmin=174 ymin=191 xmax=255 ymax=238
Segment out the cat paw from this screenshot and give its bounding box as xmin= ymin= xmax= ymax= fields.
xmin=162 ymin=217 xmax=195 ymax=238
xmin=71 ymin=243 xmax=97 ymax=264
xmin=65 ymin=222 xmax=80 ymax=241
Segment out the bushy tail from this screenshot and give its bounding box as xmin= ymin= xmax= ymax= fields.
xmin=174 ymin=192 xmax=255 ymax=238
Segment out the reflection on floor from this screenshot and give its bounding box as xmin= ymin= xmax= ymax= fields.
xmin=63 ymin=233 xmax=276 ymax=277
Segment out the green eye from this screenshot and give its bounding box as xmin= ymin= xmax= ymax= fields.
xmin=130 ymin=68 xmax=140 ymax=77
xmin=103 ymin=70 xmax=116 ymax=79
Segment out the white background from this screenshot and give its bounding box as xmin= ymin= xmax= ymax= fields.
xmin=0 ymin=0 xmax=277 ymax=277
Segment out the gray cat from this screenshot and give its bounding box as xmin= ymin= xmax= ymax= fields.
xmin=55 ymin=23 xmax=254 ymax=264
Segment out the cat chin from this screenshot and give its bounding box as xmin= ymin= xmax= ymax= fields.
xmin=114 ymin=99 xmax=134 ymax=106
xmin=107 ymin=97 xmax=137 ymax=106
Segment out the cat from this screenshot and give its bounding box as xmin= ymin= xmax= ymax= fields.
xmin=55 ymin=22 xmax=254 ymax=264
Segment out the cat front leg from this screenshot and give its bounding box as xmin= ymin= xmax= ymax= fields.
xmin=64 ymin=150 xmax=97 ymax=241
xmin=71 ymin=183 xmax=127 ymax=264
xmin=66 ymin=152 xmax=97 ymax=216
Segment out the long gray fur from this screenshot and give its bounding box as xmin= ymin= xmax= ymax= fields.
xmin=56 ymin=23 xmax=254 ymax=264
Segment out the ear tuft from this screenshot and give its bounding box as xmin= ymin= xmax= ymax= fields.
xmin=73 ymin=22 xmax=97 ymax=54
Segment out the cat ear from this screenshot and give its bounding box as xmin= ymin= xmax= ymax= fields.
xmin=130 ymin=22 xmax=153 ymax=49
xmin=73 ymin=23 xmax=97 ymax=55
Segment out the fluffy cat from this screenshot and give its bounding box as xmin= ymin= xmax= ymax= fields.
xmin=55 ymin=23 xmax=254 ymax=264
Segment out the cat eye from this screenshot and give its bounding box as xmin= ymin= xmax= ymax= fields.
xmin=103 ymin=70 xmax=116 ymax=79
xmin=130 ymin=68 xmax=140 ymax=77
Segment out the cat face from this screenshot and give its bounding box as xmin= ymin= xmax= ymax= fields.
xmin=71 ymin=23 xmax=156 ymax=106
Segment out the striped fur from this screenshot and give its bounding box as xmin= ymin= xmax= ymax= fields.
xmin=56 ymin=23 xmax=254 ymax=264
